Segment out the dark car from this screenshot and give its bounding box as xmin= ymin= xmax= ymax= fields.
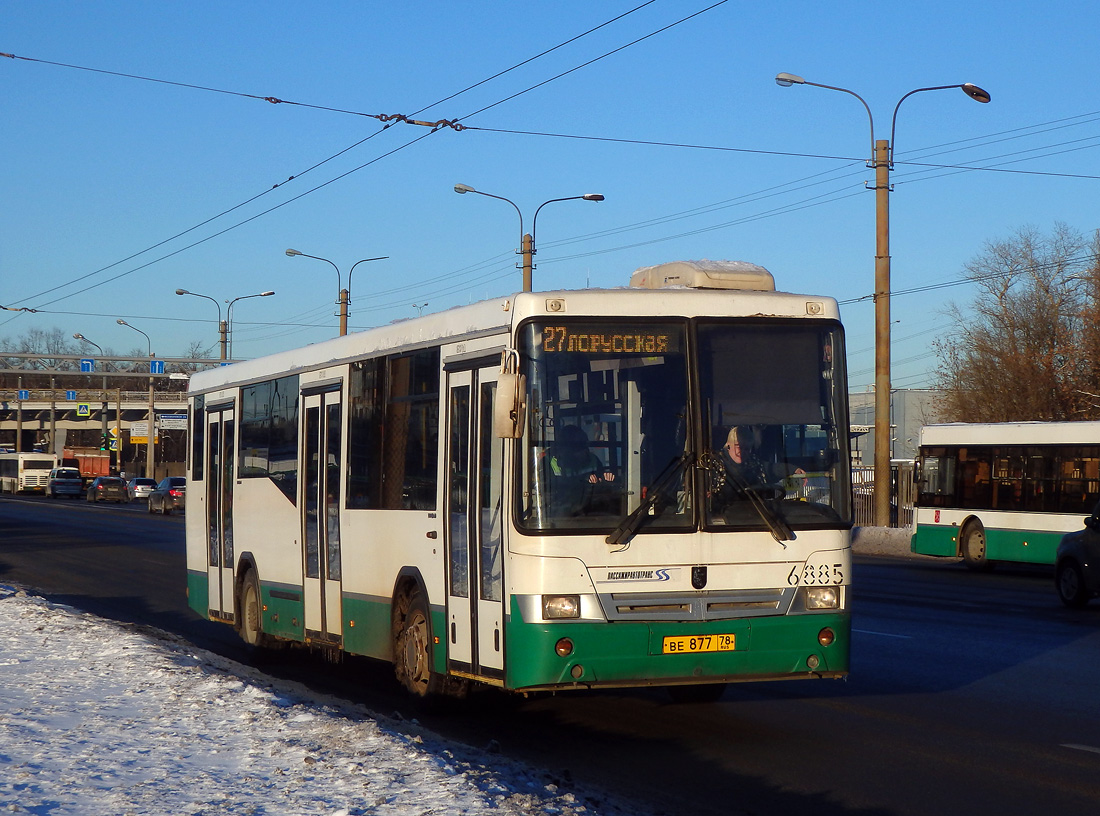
xmin=148 ymin=476 xmax=186 ymax=515
xmin=85 ymin=476 xmax=129 ymax=503
xmin=1055 ymin=502 xmax=1100 ymax=608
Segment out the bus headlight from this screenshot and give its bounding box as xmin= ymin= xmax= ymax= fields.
xmin=543 ymin=595 xmax=581 ymax=619
xmin=802 ymin=586 xmax=840 ymax=610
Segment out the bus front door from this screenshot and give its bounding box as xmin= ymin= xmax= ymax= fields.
xmin=445 ymin=366 xmax=505 ymax=682
xmin=301 ymin=388 xmax=343 ymax=647
xmin=205 ymin=405 xmax=235 ymax=623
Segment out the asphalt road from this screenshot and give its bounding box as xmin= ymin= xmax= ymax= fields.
xmin=2 ymin=493 xmax=1099 ymax=815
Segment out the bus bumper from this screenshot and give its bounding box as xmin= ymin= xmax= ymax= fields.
xmin=504 ymin=598 xmax=849 ymax=691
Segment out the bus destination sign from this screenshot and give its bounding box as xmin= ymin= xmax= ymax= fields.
xmin=541 ymin=325 xmax=678 ymax=355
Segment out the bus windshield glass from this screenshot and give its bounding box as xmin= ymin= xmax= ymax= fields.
xmin=517 ymin=319 xmax=849 ymax=533
xmin=696 ymin=320 xmax=849 ymax=530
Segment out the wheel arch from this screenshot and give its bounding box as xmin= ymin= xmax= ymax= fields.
xmin=233 ymin=551 xmax=260 ymax=630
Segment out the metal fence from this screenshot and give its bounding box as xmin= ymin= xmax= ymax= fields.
xmin=852 ymin=461 xmax=915 ymax=528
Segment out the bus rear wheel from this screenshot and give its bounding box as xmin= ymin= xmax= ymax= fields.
xmin=961 ymin=522 xmax=993 ymax=571
xmin=393 ymin=588 xmax=442 ymax=699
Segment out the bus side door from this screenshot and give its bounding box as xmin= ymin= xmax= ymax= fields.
xmin=445 ymin=364 xmax=505 ymax=681
xmin=300 ymin=386 xmax=343 ymax=647
xmin=205 ymin=404 xmax=235 ymax=623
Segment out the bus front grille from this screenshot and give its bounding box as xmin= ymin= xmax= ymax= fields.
xmin=598 ymin=587 xmax=795 ymax=621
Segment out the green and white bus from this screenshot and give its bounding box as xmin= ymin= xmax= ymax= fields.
xmin=185 ymin=260 xmax=852 ymax=699
xmin=912 ymin=421 xmax=1100 ymax=569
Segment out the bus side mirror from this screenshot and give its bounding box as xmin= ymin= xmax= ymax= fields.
xmin=494 ymin=372 xmax=526 ymax=439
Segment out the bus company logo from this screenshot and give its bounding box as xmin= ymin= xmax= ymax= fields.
xmin=602 ymin=568 xmax=675 ymax=583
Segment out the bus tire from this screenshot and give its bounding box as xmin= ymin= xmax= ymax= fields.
xmin=960 ymin=521 xmax=993 ymax=571
xmin=393 ymin=588 xmax=441 ymax=699
xmin=1056 ymin=560 xmax=1089 ymax=608
xmin=239 ymin=571 xmax=271 ymax=649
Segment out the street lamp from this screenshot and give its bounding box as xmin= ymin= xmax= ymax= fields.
xmin=285 ymin=249 xmax=387 ymax=337
xmin=117 ymin=318 xmax=156 ymax=480
xmin=226 ymin=290 xmax=276 ymax=360
xmin=412 ymin=303 xmax=428 ymax=316
xmin=776 ymin=71 xmax=990 ymax=527
xmin=175 ymin=289 xmax=227 ymax=361
xmin=454 ymin=183 xmax=604 ymax=293
xmin=74 ymin=333 xmax=113 ymax=460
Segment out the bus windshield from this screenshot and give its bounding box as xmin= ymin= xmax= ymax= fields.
xmin=517 ymin=319 xmax=849 ymax=533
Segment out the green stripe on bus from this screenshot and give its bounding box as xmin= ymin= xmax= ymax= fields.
xmin=913 ymin=524 xmax=1064 ymax=564
xmin=186 ymin=570 xmax=208 ymax=618
xmin=504 ymin=597 xmax=849 ymax=690
xmin=911 ymin=525 xmax=960 ymax=557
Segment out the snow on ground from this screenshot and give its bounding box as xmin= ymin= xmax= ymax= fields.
xmin=0 ymin=585 xmax=638 ymax=816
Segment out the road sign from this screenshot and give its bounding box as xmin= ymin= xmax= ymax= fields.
xmin=129 ymin=421 xmax=159 ymax=445
xmin=17 ymin=390 xmax=29 ymax=400
xmin=67 ymin=390 xmax=78 ymax=401
xmin=159 ymin=414 xmax=187 ymax=430
xmin=76 ymin=403 xmax=91 ymax=417
xmin=80 ymin=359 xmax=95 ymax=373
xmin=150 ymin=360 xmax=165 ymax=375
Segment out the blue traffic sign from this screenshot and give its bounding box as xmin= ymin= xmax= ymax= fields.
xmin=66 ymin=390 xmax=78 ymax=401
xmin=150 ymin=359 xmax=165 ymax=375
xmin=80 ymin=358 xmax=95 ymax=373
xmin=17 ymin=390 xmax=29 ymax=400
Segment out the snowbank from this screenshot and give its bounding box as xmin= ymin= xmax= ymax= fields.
xmin=0 ymin=586 xmax=637 ymax=816
xmin=850 ymin=526 xmax=920 ymax=558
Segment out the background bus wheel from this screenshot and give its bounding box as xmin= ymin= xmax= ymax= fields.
xmin=961 ymin=523 xmax=993 ymax=571
xmin=394 ymin=588 xmax=441 ymax=698
xmin=1056 ymin=560 xmax=1089 ymax=608
xmin=239 ymin=572 xmax=270 ymax=649
xmin=666 ymin=683 xmax=727 ymax=704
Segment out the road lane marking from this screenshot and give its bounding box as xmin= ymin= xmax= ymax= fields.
xmin=1061 ymin=743 xmax=1100 ymax=755
xmin=852 ymin=628 xmax=913 ymax=639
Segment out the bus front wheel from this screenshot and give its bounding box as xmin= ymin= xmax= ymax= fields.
xmin=239 ymin=572 xmax=271 ymax=649
xmin=394 ymin=588 xmax=442 ymax=698
xmin=961 ymin=522 xmax=993 ymax=571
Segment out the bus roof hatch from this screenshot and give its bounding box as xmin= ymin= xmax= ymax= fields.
xmin=629 ymin=260 xmax=775 ymax=291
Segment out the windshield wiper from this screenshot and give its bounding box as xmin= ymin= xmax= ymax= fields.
xmin=722 ymin=468 xmax=794 ymax=545
xmin=606 ymin=452 xmax=695 ymax=551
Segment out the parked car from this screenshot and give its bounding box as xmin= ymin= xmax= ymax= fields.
xmin=47 ymin=467 xmax=84 ymax=499
xmin=1055 ymin=502 xmax=1100 ymax=608
xmin=85 ymin=476 xmax=129 ymax=504
xmin=127 ymin=477 xmax=158 ymax=502
xmin=148 ymin=476 xmax=186 ymax=515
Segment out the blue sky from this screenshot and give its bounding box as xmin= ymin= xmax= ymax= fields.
xmin=2 ymin=1 xmax=1097 ymax=393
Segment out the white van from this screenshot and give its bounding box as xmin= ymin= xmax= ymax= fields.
xmin=47 ymin=467 xmax=84 ymax=499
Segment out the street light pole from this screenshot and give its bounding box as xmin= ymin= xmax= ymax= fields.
xmin=286 ymin=249 xmax=385 ymax=337
xmin=775 ymin=72 xmax=990 ymax=527
xmin=226 ymin=291 xmax=276 ymax=359
xmin=347 ymin=256 xmax=388 ymax=323
xmin=117 ymin=318 xmax=156 ymax=480
xmin=74 ymin=333 xmax=111 ymax=460
xmin=175 ymin=289 xmax=227 ymax=361
xmin=454 ymin=184 xmax=604 ymax=292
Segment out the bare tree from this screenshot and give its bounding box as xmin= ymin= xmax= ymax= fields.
xmin=933 ymin=223 xmax=1100 ymax=421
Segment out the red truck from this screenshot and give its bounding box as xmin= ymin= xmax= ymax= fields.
xmin=61 ymin=447 xmax=112 ymax=486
